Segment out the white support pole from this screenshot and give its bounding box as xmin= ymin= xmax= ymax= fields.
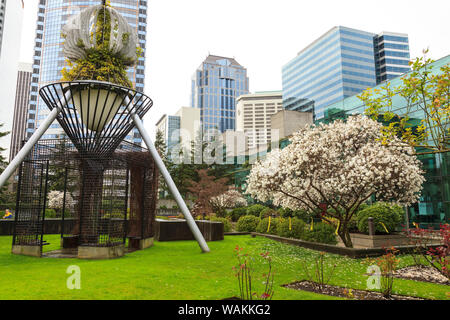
xmin=127 ymin=102 xmax=210 ymax=253
xmin=0 ymin=91 xmax=71 ymax=189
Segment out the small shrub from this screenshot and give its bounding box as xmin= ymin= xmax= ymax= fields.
xmin=277 ymin=207 xmax=312 ymax=223
xmin=304 ymin=223 xmax=337 ymax=245
xmin=256 ymin=217 xmax=279 ymax=235
xmin=44 ymin=208 xmax=58 ymax=218
xmin=357 ymin=202 xmax=403 ymax=234
xmin=259 ymin=207 xmax=277 ymax=219
xmin=300 ymin=252 xmax=337 ymax=292
xmin=233 ymin=246 xmax=274 ymax=300
xmin=277 ymin=207 xmax=292 ymax=218
xmin=276 ymin=217 xmax=306 ymax=239
xmin=365 ymin=247 xmax=400 ymax=297
xmin=293 ymin=209 xmax=313 ymax=223
xmin=236 ymin=215 xmax=260 ymax=232
xmin=210 ymin=217 xmax=232 ymax=232
xmin=228 ymin=207 xmax=247 ymax=222
xmin=246 ymin=204 xmax=267 ymax=217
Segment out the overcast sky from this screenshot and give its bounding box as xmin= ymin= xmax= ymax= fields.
xmin=19 ymin=0 xmax=450 ymax=138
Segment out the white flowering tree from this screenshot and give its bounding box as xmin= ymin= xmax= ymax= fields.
xmin=48 ymin=190 xmax=74 ymax=215
xmin=210 ymin=188 xmax=248 ymax=217
xmin=246 ymin=115 xmax=425 ymax=247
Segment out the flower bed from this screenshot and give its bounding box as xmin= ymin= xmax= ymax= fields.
xmin=283 ymin=281 xmax=427 ymax=300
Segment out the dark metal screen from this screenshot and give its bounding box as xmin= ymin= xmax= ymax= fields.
xmin=13 ymin=139 xmax=158 ymax=250
xmin=12 ymin=160 xmax=49 ymax=249
xmin=127 ymin=152 xmax=159 ymax=239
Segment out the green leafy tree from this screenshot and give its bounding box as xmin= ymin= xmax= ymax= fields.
xmin=359 ymin=49 xmax=450 ymax=155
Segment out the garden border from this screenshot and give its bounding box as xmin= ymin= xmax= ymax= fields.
xmin=251 ymin=232 xmax=443 ymax=258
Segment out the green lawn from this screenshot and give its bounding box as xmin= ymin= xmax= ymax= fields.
xmin=0 ymin=234 xmax=448 ymax=300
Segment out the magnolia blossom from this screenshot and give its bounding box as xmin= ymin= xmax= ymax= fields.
xmin=48 ymin=190 xmax=74 ymax=211
xmin=210 ymin=189 xmax=247 ymax=209
xmin=246 ymin=115 xmax=425 ymax=246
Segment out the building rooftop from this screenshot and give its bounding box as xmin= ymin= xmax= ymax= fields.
xmin=203 ymin=54 xmax=243 ymax=68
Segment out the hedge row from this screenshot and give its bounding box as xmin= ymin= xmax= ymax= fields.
xmin=230 ymin=202 xmax=404 ymax=235
xmin=236 ymin=216 xmax=337 ymax=245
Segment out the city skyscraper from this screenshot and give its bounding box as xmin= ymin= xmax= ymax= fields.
xmin=191 ymin=55 xmax=249 ymax=135
xmin=26 ymin=0 xmax=147 ymax=145
xmin=0 ymin=0 xmax=24 ymax=158
xmin=282 ymin=26 xmax=410 ymax=120
xmin=156 ymin=107 xmax=201 ymax=159
xmin=236 ymin=91 xmax=283 ymax=149
xmin=0 ymin=0 xmax=5 ymax=57
xmin=9 ymin=62 xmax=32 ymax=163
xmin=373 ymin=32 xmax=410 ymax=83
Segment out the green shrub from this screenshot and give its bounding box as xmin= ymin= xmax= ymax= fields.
xmin=256 ymin=217 xmax=279 ymax=235
xmin=246 ymin=204 xmax=267 ymax=217
xmin=357 ymin=202 xmax=404 ymax=234
xmin=277 ymin=207 xmax=293 ymax=217
xmin=210 ymin=217 xmax=232 ymax=232
xmin=259 ymin=207 xmax=277 ymax=219
xmin=228 ymin=207 xmax=247 ymax=222
xmin=276 ymin=217 xmax=306 ymax=239
xmin=44 ymin=209 xmax=58 ymax=218
xmin=293 ymin=209 xmax=313 ymax=223
xmin=236 ymin=215 xmax=260 ymax=232
xmin=277 ymin=207 xmax=312 ymax=223
xmin=304 ymin=223 xmax=337 ymax=244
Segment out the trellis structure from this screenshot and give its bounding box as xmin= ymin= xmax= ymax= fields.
xmin=11 ymin=139 xmax=158 ymax=258
xmin=0 ymin=2 xmax=210 ymax=257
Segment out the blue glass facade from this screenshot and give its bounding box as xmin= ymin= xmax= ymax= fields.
xmin=282 ymin=26 xmax=410 ymax=120
xmin=167 ymin=115 xmax=180 ymax=155
xmin=374 ymin=33 xmax=410 ymax=83
xmin=27 ymin=0 xmax=147 ymax=145
xmin=191 ymin=55 xmax=249 ymax=134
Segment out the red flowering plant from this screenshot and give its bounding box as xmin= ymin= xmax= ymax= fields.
xmin=425 ymin=224 xmax=449 ymax=280
xmin=365 ymin=247 xmax=400 ymax=298
xmin=405 ymin=223 xmax=449 ymax=279
xmin=232 ymin=246 xmax=274 ymax=300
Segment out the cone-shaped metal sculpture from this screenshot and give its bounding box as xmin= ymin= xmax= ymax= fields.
xmin=39 ymin=81 xmax=152 ymax=157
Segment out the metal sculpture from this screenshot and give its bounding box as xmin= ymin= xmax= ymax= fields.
xmin=0 ymin=2 xmax=210 ymax=257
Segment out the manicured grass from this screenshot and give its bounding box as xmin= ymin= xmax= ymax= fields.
xmin=0 ymin=234 xmax=448 ymax=300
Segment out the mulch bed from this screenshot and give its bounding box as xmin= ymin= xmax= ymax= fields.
xmin=283 ymin=280 xmax=427 ymax=300
xmin=393 ymin=265 xmax=450 ymax=286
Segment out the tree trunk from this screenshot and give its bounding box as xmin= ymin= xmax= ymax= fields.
xmin=338 ymin=221 xmax=353 ymax=248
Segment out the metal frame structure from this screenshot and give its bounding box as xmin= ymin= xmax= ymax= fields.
xmin=0 ymin=80 xmax=210 ymax=253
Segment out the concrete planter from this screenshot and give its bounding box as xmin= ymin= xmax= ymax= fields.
xmin=155 ymin=219 xmax=223 ymax=242
xmin=337 ymin=233 xmax=411 ymax=249
xmin=77 ymin=244 xmax=125 ymax=259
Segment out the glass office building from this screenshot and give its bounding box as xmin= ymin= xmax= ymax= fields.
xmin=282 ymin=26 xmax=410 ymax=120
xmin=26 ymin=0 xmax=147 ymax=145
xmin=374 ymin=32 xmax=410 ymax=83
xmin=191 ymin=55 xmax=249 ymax=134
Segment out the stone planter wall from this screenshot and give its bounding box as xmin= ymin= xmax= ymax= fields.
xmin=337 ymin=233 xmax=410 ymax=248
xmin=155 ymin=219 xmax=224 ymax=242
